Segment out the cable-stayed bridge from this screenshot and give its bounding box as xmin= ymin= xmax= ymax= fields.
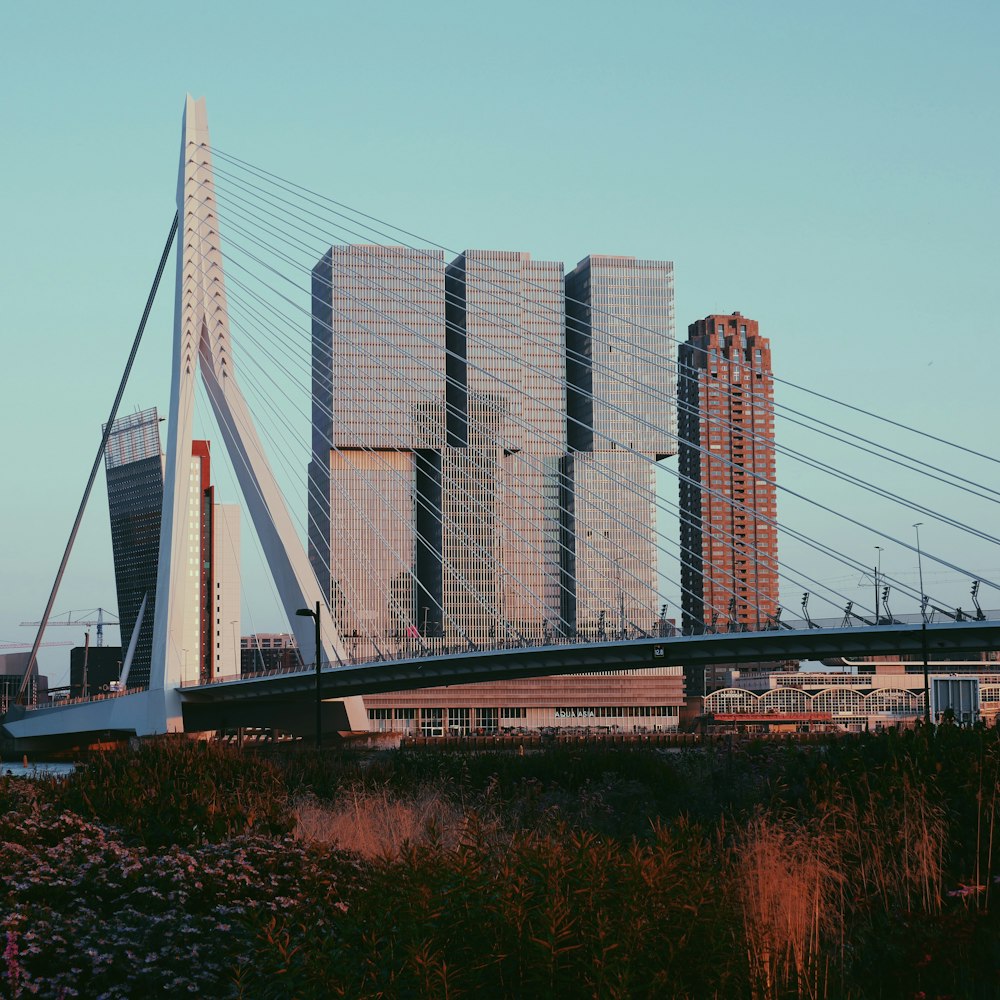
xmin=5 ymin=96 xmax=1000 ymax=748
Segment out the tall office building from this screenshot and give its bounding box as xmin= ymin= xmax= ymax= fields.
xmin=105 ymin=408 xmax=165 ymax=689
xmin=309 ymin=244 xmax=684 ymax=730
xmin=310 ymin=246 xmax=568 ymax=650
xmin=309 ymin=245 xmax=447 ymax=657
xmin=106 ymin=412 xmax=240 ymax=687
xmin=678 ymin=312 xmax=778 ymax=639
xmin=211 ymin=502 xmax=241 ymax=679
xmin=563 ymin=256 xmax=676 ymax=638
xmin=444 ymin=250 xmax=566 ymax=644
xmin=182 ymin=443 xmax=241 ymax=684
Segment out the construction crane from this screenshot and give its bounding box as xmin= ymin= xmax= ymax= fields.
xmin=20 ymin=608 xmax=119 ymax=647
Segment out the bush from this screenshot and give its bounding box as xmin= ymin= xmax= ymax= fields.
xmin=4 ymin=731 xmax=1000 ymax=997
xmin=62 ymin=737 xmax=295 ymax=847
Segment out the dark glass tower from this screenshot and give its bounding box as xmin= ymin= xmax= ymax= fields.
xmin=104 ymin=408 xmax=164 ymax=690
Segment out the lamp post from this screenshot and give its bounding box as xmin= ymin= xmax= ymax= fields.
xmin=913 ymin=523 xmax=930 ymax=726
xmin=874 ymin=545 xmax=884 ymax=625
xmin=296 ymin=601 xmax=322 ymax=749
xmin=230 ymin=620 xmax=239 ymax=678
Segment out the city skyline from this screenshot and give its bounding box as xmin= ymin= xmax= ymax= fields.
xmin=2 ymin=2 xmax=997 ymax=686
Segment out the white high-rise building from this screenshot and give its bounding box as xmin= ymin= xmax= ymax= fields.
xmin=212 ymin=503 xmax=241 ymax=679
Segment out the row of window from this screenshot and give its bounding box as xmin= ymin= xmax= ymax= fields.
xmin=368 ymin=705 xmax=678 ymax=721
xmin=705 ymin=687 xmax=928 ymax=714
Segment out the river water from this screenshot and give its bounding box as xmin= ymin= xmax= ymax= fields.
xmin=1 ymin=761 xmax=76 ymax=778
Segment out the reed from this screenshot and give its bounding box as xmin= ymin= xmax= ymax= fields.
xmin=293 ymin=785 xmax=467 ymax=857
xmin=738 ymin=813 xmax=845 ymax=1000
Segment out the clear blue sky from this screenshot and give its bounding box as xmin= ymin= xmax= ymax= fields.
xmin=2 ymin=0 xmax=998 ymax=683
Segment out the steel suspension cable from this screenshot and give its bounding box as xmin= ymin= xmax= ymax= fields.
xmin=208 ymin=146 xmax=1000 ymax=473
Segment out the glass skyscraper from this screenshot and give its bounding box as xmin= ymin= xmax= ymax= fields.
xmin=563 ymin=256 xmax=676 ymax=639
xmin=105 ymin=408 xmax=165 ymax=690
xmin=105 ymin=411 xmax=240 ymax=688
xmin=444 ymin=250 xmax=566 ymax=645
xmin=309 ymin=245 xmax=447 ymax=658
xmin=309 ymin=246 xmax=677 ymax=653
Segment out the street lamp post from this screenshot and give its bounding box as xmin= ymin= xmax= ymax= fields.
xmin=296 ymin=601 xmax=323 ymax=749
xmin=230 ymin=620 xmax=239 ymax=678
xmin=874 ymin=545 xmax=883 ymax=625
xmin=913 ymin=523 xmax=931 ymax=726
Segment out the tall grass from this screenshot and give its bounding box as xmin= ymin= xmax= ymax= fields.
xmin=294 ymin=786 xmax=467 ymax=857
xmin=739 ymin=814 xmax=845 ymax=1000
xmin=4 ymin=730 xmax=1000 ymax=997
xmin=62 ymin=736 xmax=294 ymax=846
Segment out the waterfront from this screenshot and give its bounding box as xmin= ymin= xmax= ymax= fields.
xmin=0 ymin=760 xmax=75 ymax=778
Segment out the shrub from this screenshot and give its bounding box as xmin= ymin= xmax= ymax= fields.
xmin=62 ymin=738 xmax=295 ymax=847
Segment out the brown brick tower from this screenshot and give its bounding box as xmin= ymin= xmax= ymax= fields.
xmin=678 ymin=313 xmax=778 ymax=644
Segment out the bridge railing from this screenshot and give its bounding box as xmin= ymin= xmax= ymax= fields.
xmin=21 ymin=687 xmax=140 ymax=712
xmin=21 ymin=609 xmax=1000 ymax=704
xmin=182 ymin=609 xmax=1000 ymax=689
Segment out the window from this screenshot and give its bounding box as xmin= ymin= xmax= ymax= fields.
xmin=448 ymin=708 xmax=471 ymax=734
xmin=475 ymin=708 xmax=498 ymax=731
xmin=421 ymin=707 xmax=444 ymax=736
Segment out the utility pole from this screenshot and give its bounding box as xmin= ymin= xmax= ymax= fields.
xmin=874 ymin=546 xmax=883 ymax=625
xmin=913 ymin=523 xmax=931 ymax=726
xmin=296 ymin=602 xmax=323 ymax=748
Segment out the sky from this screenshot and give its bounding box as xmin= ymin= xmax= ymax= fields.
xmin=1 ymin=0 xmax=998 ymax=685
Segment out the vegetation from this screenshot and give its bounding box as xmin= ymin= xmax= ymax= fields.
xmin=2 ymin=729 xmax=1000 ymax=997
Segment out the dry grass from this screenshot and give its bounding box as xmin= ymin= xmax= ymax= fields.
xmin=294 ymin=787 xmax=468 ymax=858
xmin=737 ymin=776 xmax=949 ymax=999
xmin=838 ymin=773 xmax=946 ymax=916
xmin=738 ymin=814 xmax=845 ymax=1000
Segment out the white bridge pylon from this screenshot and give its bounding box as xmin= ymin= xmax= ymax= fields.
xmin=148 ymin=95 xmax=367 ymax=733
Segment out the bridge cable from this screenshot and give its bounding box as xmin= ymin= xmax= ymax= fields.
xmin=209 ymin=146 xmax=1000 ymax=474
xmin=16 ymin=214 xmax=178 ymax=703
xmin=204 ymin=198 xmax=989 ymax=611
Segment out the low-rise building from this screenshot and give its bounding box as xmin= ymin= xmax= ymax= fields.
xmin=363 ymin=665 xmax=684 ymax=736
xmin=704 ymin=668 xmax=993 ymax=732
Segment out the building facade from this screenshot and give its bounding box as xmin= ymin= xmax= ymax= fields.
xmin=211 ymin=501 xmax=241 ymax=680
xmin=705 ymin=669 xmax=993 ymax=732
xmin=105 ymin=412 xmax=239 ymax=688
xmin=69 ymin=646 xmax=123 ymax=698
xmin=308 ymin=244 xmax=684 ymax=729
xmin=444 ymin=250 xmax=566 ymax=645
xmin=363 ymin=666 xmax=684 ymax=735
xmin=678 ymin=313 xmax=778 ymax=643
xmin=563 ymin=256 xmax=676 ymax=640
xmin=0 ymin=652 xmax=48 ymax=713
xmin=105 ymin=408 xmax=165 ymax=690
xmin=308 ymin=245 xmax=447 ymax=657
xmin=240 ymin=633 xmax=301 ymax=675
